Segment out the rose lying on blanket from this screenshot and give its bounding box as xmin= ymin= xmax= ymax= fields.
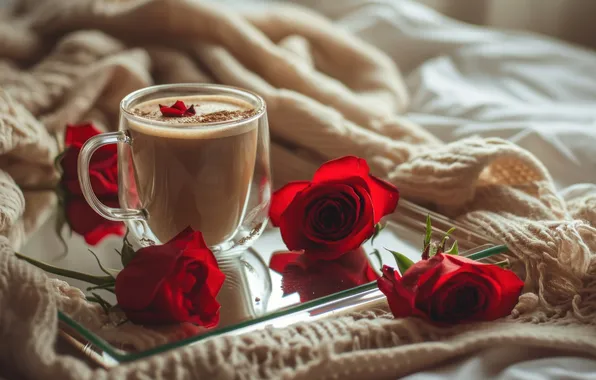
xmin=378 ymin=254 xmax=523 ymax=323
xmin=116 ymin=228 xmax=225 ymax=326
xmin=57 ymin=123 xmax=125 ymax=245
xmin=269 ymin=156 xmax=399 ymax=260
xmin=269 ymin=247 xmax=378 ymax=302
xmin=378 ymin=217 xmax=524 ymax=324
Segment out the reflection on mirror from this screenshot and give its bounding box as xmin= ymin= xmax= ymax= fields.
xmin=269 ymin=247 xmax=378 ymax=303
xmin=23 ymin=196 xmax=501 ymax=363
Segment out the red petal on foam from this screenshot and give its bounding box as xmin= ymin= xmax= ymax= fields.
xmin=159 ymin=105 xmax=185 ymax=117
xmin=159 ymin=100 xmax=195 ymax=117
xmin=171 ymin=100 xmax=187 ymax=111
xmin=185 ymin=104 xmax=196 ymax=116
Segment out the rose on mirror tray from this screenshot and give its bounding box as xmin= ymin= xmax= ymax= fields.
xmin=14 ymin=121 xmax=524 ymax=328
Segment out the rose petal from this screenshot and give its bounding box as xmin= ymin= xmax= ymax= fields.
xmin=365 ymin=265 xmax=380 ymax=282
xmin=401 ymin=253 xmax=446 ymax=289
xmin=378 ymin=265 xmax=419 ymax=318
xmin=81 ymin=221 xmax=126 ymax=246
xmin=183 ymin=246 xmax=225 ymax=299
xmin=367 ymin=176 xmax=400 ymax=223
xmin=440 ymin=254 xmax=494 ymax=268
xmin=306 ymin=194 xmax=358 ymax=241
xmin=193 ymin=263 xmax=225 ymax=327
xmin=430 ymin=273 xmax=491 ymax=323
xmin=159 ymin=100 xmax=196 ymax=117
xmin=65 ymin=197 xmax=125 ymax=245
xmin=312 ymin=156 xmax=370 ymax=184
xmin=185 ymin=104 xmax=196 ymax=116
xmin=280 ymin=248 xmax=375 ymax=302
xmin=172 ymin=100 xmax=187 ymax=111
xmin=65 ymin=123 xmax=101 ymax=147
xmin=269 ymin=251 xmax=303 ymax=274
xmin=424 ymin=262 xmax=523 ymax=321
xmin=60 ymin=143 xmax=117 ymax=177
xmin=115 ymin=238 xmax=187 ymax=311
xmin=312 ymin=156 xmax=400 ymax=223
xmin=280 ymin=182 xmax=375 ymax=259
xmin=192 ymin=288 xmax=221 ymax=327
xmin=159 ymin=105 xmax=185 ymax=117
xmin=269 ymin=181 xmax=310 ymax=226
xmin=158 ymin=266 xmax=191 ymax=322
xmin=60 ymin=139 xmax=118 ymax=197
xmin=479 ymin=264 xmax=524 ymax=319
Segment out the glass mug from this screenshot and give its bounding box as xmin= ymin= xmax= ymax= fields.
xmin=77 ymin=84 xmax=271 ymax=255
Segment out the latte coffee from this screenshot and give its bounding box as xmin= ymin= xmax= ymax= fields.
xmin=126 ymin=95 xmax=258 ymax=246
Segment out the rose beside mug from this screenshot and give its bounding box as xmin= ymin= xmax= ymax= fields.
xmin=77 ymin=84 xmax=271 ymax=255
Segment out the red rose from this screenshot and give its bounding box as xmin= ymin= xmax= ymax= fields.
xmin=269 ymin=247 xmax=378 ymax=302
xmin=65 ymin=199 xmax=126 ymax=246
xmin=59 ymin=123 xmax=124 ymax=245
xmin=115 ymin=228 xmax=226 ymax=326
xmin=61 ymin=124 xmax=119 ymax=196
xmin=378 ymin=253 xmax=524 ymax=324
xmin=269 ymin=156 xmax=399 ymax=260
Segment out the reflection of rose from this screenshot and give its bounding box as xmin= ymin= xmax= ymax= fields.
xmin=115 ymin=228 xmax=226 ymax=326
xmin=59 ymin=123 xmax=124 ymax=245
xmin=378 ymin=253 xmax=524 ymax=324
xmin=269 ymin=247 xmax=379 ymax=303
xmin=269 ymin=156 xmax=399 ymax=260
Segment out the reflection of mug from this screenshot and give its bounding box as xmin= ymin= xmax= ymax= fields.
xmin=269 ymin=247 xmax=379 ymax=302
xmin=77 ymin=84 xmax=271 ymax=254
xmin=216 ymin=257 xmax=257 ymax=327
xmin=215 ymin=253 xmax=272 ymax=328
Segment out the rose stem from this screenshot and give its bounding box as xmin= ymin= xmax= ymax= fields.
xmin=494 ymin=259 xmax=510 ymax=269
xmin=14 ymin=252 xmax=114 ymax=286
xmin=466 ymin=244 xmax=509 ymax=261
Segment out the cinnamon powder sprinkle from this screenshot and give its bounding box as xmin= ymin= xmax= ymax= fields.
xmin=132 ymin=107 xmax=258 ymax=124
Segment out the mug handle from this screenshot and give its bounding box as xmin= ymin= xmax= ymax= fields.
xmin=77 ymin=131 xmax=145 ymax=221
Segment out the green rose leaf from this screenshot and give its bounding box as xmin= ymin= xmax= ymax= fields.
xmin=386 ymin=248 xmax=415 ymax=276
xmin=423 ymin=214 xmax=432 ymax=249
xmin=439 ymin=227 xmax=456 ymax=252
xmin=445 ymin=241 xmax=459 ymax=256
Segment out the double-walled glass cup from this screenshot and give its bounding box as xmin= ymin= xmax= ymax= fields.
xmin=77 ymin=84 xmax=271 ymax=255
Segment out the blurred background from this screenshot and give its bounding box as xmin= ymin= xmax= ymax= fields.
xmin=2 ymin=0 xmax=595 ymax=49
xmin=419 ymin=0 xmax=596 ymax=49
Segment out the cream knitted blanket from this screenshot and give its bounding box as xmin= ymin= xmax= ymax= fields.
xmin=2 ymin=0 xmax=596 ymax=379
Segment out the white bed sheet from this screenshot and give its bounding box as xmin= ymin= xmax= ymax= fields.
xmin=254 ymin=0 xmax=596 ymax=378
xmin=290 ymin=0 xmax=596 ymax=191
